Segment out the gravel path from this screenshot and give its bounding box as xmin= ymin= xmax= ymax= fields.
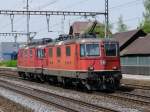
xmin=0 ymin=77 xmax=148 ymax=112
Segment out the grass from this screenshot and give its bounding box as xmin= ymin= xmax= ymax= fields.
xmin=0 ymin=60 xmax=17 ymax=67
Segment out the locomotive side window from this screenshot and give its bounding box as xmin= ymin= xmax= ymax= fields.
xmin=57 ymin=47 xmax=61 ymax=57
xmin=37 ymin=49 xmax=45 ymax=58
xmin=30 ymin=49 xmax=32 ymax=57
xmin=104 ymin=43 xmax=118 ymax=56
xmin=24 ymin=50 xmax=28 ymax=58
xmin=80 ymin=44 xmax=100 ymax=57
xmin=80 ymin=44 xmax=86 ymax=57
xmin=66 ymin=46 xmax=71 ymax=56
xmin=49 ymin=48 xmax=53 ymax=57
xmin=20 ymin=50 xmax=23 ymax=57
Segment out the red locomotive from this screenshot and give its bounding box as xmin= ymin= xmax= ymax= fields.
xmin=17 ymin=34 xmax=122 ymax=91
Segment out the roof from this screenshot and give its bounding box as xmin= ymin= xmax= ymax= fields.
xmin=21 ymin=37 xmax=118 ymax=49
xmin=112 ymin=29 xmax=140 ymax=47
xmin=69 ymin=21 xmax=103 ymax=35
xmin=112 ymin=29 xmax=146 ymax=51
xmin=121 ymin=34 xmax=150 ymax=56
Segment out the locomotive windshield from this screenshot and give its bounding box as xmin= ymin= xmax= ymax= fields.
xmin=104 ymin=43 xmax=118 ymax=56
xmin=80 ymin=43 xmax=100 ymax=57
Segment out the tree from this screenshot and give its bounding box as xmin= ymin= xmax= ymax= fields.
xmin=116 ymin=15 xmax=128 ymax=32
xmin=142 ymin=0 xmax=150 ymax=33
xmin=86 ymin=21 xmax=113 ymax=38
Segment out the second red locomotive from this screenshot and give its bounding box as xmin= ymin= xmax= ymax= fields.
xmin=17 ymin=34 xmax=122 ymax=91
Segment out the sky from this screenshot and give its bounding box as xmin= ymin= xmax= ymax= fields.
xmin=0 ymin=0 xmax=145 ymax=42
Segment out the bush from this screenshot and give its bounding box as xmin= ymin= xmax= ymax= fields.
xmin=0 ymin=60 xmax=17 ymax=67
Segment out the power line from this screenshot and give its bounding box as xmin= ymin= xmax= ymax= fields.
xmin=61 ymin=0 xmax=90 ymax=10
xmin=111 ymin=16 xmax=142 ymax=26
xmin=0 ymin=0 xmax=61 ymax=32
xmin=32 ymin=0 xmax=61 ymax=10
xmin=110 ymin=0 xmax=143 ymax=10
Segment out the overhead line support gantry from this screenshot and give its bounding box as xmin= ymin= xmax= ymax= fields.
xmin=0 ymin=0 xmax=109 ymax=42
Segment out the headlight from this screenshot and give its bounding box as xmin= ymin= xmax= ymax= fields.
xmin=101 ymin=60 xmax=106 ymax=65
xmin=113 ymin=66 xmax=118 ymax=70
xmin=88 ymin=66 xmax=94 ymax=71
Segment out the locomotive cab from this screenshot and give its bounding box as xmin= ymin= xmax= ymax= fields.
xmin=77 ymin=38 xmax=122 ymax=90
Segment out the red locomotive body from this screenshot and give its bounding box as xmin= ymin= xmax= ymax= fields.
xmin=17 ymin=35 xmax=122 ymax=91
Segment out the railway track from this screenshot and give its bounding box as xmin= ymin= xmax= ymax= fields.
xmin=96 ymin=91 xmax=150 ymax=108
xmin=122 ymin=83 xmax=150 ymax=90
xmin=117 ymin=91 xmax=150 ymax=102
xmin=0 ymin=68 xmax=150 ymax=111
xmin=0 ymin=67 xmax=18 ymax=78
xmin=1 ymin=67 xmax=150 ymax=90
xmin=0 ymin=79 xmax=119 ymax=112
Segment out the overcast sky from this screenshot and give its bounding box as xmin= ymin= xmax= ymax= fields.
xmin=0 ymin=0 xmax=145 ymax=42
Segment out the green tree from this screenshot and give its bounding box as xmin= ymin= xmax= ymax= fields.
xmin=142 ymin=0 xmax=150 ymax=33
xmin=86 ymin=21 xmax=113 ymax=38
xmin=116 ymin=15 xmax=128 ymax=32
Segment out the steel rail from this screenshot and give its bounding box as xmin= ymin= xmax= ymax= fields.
xmin=0 ymin=79 xmax=118 ymax=112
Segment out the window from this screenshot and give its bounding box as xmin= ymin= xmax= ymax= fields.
xmin=104 ymin=43 xmax=118 ymax=56
xmin=49 ymin=48 xmax=53 ymax=57
xmin=37 ymin=49 xmax=45 ymax=58
xmin=57 ymin=47 xmax=61 ymax=57
xmin=66 ymin=46 xmax=71 ymax=56
xmin=86 ymin=44 xmax=99 ymax=56
xmin=80 ymin=43 xmax=100 ymax=57
xmin=80 ymin=44 xmax=86 ymax=57
xmin=24 ymin=50 xmax=28 ymax=58
xmin=20 ymin=50 xmax=23 ymax=57
xmin=121 ymin=56 xmax=150 ymax=66
xmin=139 ymin=57 xmax=150 ymax=65
xmin=30 ymin=49 xmax=32 ymax=57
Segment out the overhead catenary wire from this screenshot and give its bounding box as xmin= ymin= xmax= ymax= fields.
xmin=0 ymin=0 xmax=145 ymax=40
xmin=37 ymin=0 xmax=144 ymax=35
xmin=34 ymin=0 xmax=61 ymax=10
xmin=0 ymin=0 xmax=90 ymax=35
xmin=36 ymin=0 xmax=103 ymax=35
xmin=110 ymin=0 xmax=143 ymax=10
xmin=0 ymin=0 xmax=61 ymax=33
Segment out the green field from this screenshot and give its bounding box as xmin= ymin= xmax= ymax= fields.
xmin=0 ymin=60 xmax=17 ymax=67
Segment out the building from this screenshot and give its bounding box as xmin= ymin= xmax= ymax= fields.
xmin=113 ymin=29 xmax=150 ymax=75
xmin=112 ymin=29 xmax=146 ymax=51
xmin=0 ymin=42 xmax=19 ymax=61
xmin=121 ymin=34 xmax=150 ymax=75
xmin=69 ymin=21 xmax=110 ymax=37
xmin=69 ymin=21 xmax=94 ymax=36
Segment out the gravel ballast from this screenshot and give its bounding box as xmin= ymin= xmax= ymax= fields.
xmin=0 ymin=86 xmax=66 ymax=112
xmin=0 ymin=95 xmax=32 ymax=112
xmin=0 ymin=77 xmax=148 ymax=112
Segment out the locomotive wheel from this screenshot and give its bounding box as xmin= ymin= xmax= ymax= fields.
xmin=81 ymin=80 xmax=92 ymax=92
xmin=114 ymin=79 xmax=120 ymax=90
xmin=62 ymin=78 xmax=70 ymax=89
xmin=28 ymin=73 xmax=35 ymax=81
xmin=36 ymin=74 xmax=45 ymax=83
xmin=22 ymin=73 xmax=26 ymax=79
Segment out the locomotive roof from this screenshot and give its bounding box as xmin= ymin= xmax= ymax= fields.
xmin=20 ymin=37 xmax=118 ymax=49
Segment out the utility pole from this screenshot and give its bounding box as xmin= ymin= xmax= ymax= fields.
xmin=105 ymin=0 xmax=109 ymax=38
xmin=26 ymin=0 xmax=30 ymax=43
